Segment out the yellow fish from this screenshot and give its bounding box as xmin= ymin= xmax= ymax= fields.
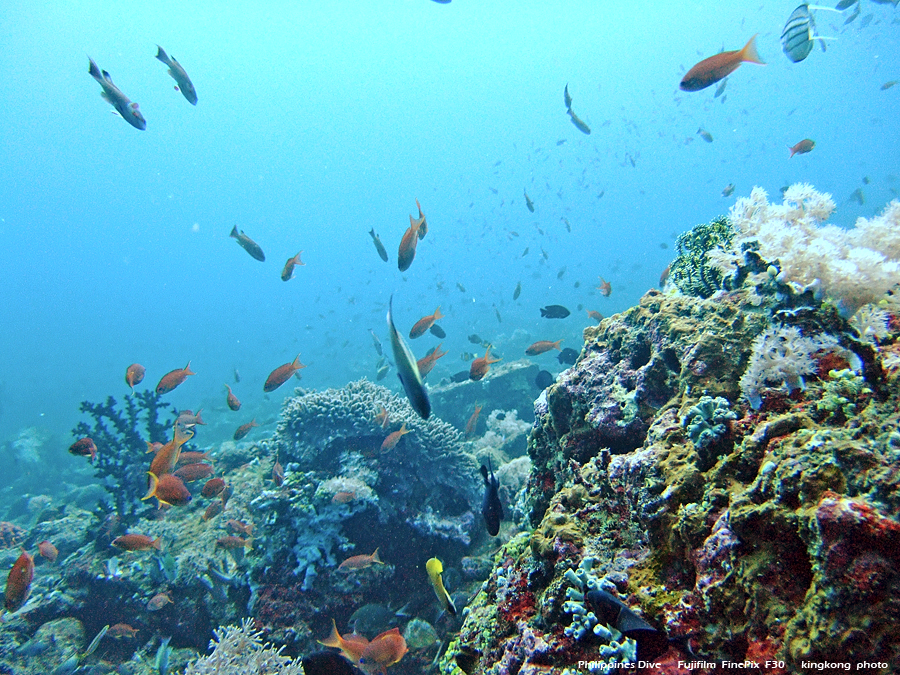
xmin=425 ymin=557 xmax=456 ymax=616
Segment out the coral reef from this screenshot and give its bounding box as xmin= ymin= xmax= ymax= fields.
xmin=446 ymin=188 xmax=900 ymax=675
xmin=668 ymin=215 xmax=735 ymax=298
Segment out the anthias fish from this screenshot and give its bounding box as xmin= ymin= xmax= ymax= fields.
xmin=155 ymin=45 xmax=197 ymax=105
xmin=359 ymin=628 xmax=408 ymax=674
xmin=524 ymin=189 xmax=535 ymax=213
xmin=465 ymin=404 xmax=482 ymax=438
xmin=426 ymin=557 xmax=457 ymax=615
xmin=88 ymin=57 xmax=146 ymax=130
xmin=469 ymin=346 xmax=500 ymax=381
xmin=125 ymin=363 xmax=145 ymax=393
xmin=3 ymin=550 xmax=34 ymax=614
xmin=409 ymin=307 xmax=444 ymax=339
xmin=338 ymin=549 xmax=384 ymax=571
xmin=369 ymin=228 xmax=389 ymax=262
xmin=143 ymin=472 xmax=192 ymax=507
xmin=597 ymin=277 xmax=612 ymax=297
xmin=111 ymin=534 xmax=162 ymax=551
xmin=234 ymin=419 xmax=259 ymax=440
xmin=224 ymin=384 xmax=241 ymax=411
xmin=156 ymin=361 xmax=195 ymax=395
xmin=281 ymin=251 xmax=304 ymax=281
xmin=264 ymin=354 xmax=306 ymax=392
xmin=417 ymin=343 xmax=447 ymax=377
xmin=387 ymin=296 xmax=431 ymax=419
xmin=679 ymin=35 xmax=765 ymax=92
xmin=526 ymin=340 xmax=562 ymax=356
xmin=480 ymin=459 xmax=503 ymax=536
xmin=789 ymin=138 xmax=815 ymax=157
xmin=398 ymin=204 xmax=425 ymax=272
xmin=318 ymin=619 xmax=370 ymax=664
xmin=230 ymin=226 xmax=266 ymax=261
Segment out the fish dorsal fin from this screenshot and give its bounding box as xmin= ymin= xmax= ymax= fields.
xmin=101 ymin=70 xmax=113 ymax=84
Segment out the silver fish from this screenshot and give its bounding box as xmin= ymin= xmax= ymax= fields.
xmin=88 ymin=57 xmax=146 ymax=130
xmin=387 ymin=296 xmax=431 ymax=419
xmin=155 ymin=45 xmax=197 ymax=105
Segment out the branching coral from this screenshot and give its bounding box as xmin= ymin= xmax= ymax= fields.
xmin=71 ymin=390 xmax=174 ymax=522
xmin=184 ymin=618 xmax=303 ymax=674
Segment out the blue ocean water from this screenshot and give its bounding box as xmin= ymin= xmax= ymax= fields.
xmin=0 ymin=0 xmax=897 ymax=449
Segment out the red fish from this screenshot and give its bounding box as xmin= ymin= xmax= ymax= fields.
xmin=332 ymin=491 xmax=356 ymax=504
xmin=202 ymin=501 xmax=224 ymax=521
xmin=216 ymin=535 xmax=252 ymax=550
xmin=234 ymin=419 xmax=259 ymax=441
xmin=338 ymin=548 xmax=383 ymax=571
xmin=586 ymin=310 xmax=603 ymax=323
xmin=37 ymin=540 xmax=58 ymax=563
xmin=465 ymin=404 xmax=483 ymax=439
xmin=3 ymin=550 xmax=34 ymax=614
xmin=381 ymin=424 xmax=410 ymax=452
xmin=374 ymin=406 xmax=389 ymax=429
xmin=409 ymin=307 xmax=444 ymax=339
xmin=111 ymin=534 xmax=162 ymax=552
xmin=264 ymin=354 xmax=306 ymax=392
xmin=69 ymin=437 xmax=97 ymax=461
xmin=176 ymin=450 xmax=210 ymax=465
xmin=281 ymin=250 xmax=305 ymax=281
xmin=416 ymin=343 xmax=448 ymax=377
xmin=173 ymin=462 xmax=214 ymax=482
xmin=525 ymin=340 xmax=562 ymax=356
xmin=596 ymin=276 xmax=612 ymax=297
xmin=156 ymin=361 xmax=195 ymax=395
xmin=680 ymin=35 xmax=765 ymax=92
xmin=125 ymin=363 xmax=145 ymax=393
xmin=149 ymin=424 xmax=194 ymax=478
xmin=318 ymin=619 xmax=370 ymax=664
xmin=272 ymin=455 xmax=284 ymax=487
xmin=789 ymin=139 xmax=815 ymax=157
xmin=147 ymin=592 xmax=173 ymax=611
xmin=201 ymin=477 xmax=226 ymax=498
xmin=107 ymin=623 xmax=140 ymax=639
xmin=225 ymin=384 xmax=241 ymax=411
xmin=469 ymin=347 xmax=501 ymax=381
xmin=226 ymin=519 xmax=254 ymax=536
xmin=359 ymin=627 xmax=408 ymax=674
xmin=143 ymin=472 xmax=193 ymax=507
xmin=398 ymin=206 xmax=425 ymax=272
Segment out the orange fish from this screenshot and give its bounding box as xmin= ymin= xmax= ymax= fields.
xmin=659 ymin=264 xmax=671 ymax=288
xmin=359 ymin=627 xmax=408 ymax=674
xmin=226 ymin=519 xmax=254 ymax=536
xmin=143 ymin=472 xmax=192 ymax=507
xmin=264 ymin=354 xmax=306 ymax=392
xmin=234 ymin=419 xmax=259 ymax=441
xmin=469 ymin=347 xmax=500 ymax=381
xmin=679 ymin=35 xmax=765 ymax=92
xmin=374 ymin=405 xmax=389 ymax=429
xmin=125 ymin=363 xmax=145 ymax=393
xmin=415 ymin=199 xmax=428 ymax=240
xmin=176 ymin=450 xmax=210 ymax=465
xmin=281 ymin=250 xmax=305 ymax=281
xmin=149 ymin=424 xmax=194 ymax=478
xmin=525 ymin=340 xmax=562 ymax=356
xmin=147 ymin=592 xmax=173 ymax=611
xmin=220 ymin=483 xmax=235 ymax=507
xmin=108 ymin=623 xmax=139 ymax=639
xmin=37 ymin=540 xmax=58 ymax=563
xmin=111 ymin=534 xmax=162 ymax=552
xmin=332 ymin=491 xmax=356 ymax=504
xmin=416 ymin=343 xmax=448 ymax=377
xmin=216 ymin=535 xmax=252 ymax=550
xmin=381 ymin=424 xmax=410 ymax=452
xmin=338 ymin=548 xmax=384 ymax=571
xmin=107 ymin=623 xmax=139 ymax=639
xmin=398 ymin=206 xmax=425 ymax=272
xmin=225 ymin=384 xmax=241 ymax=411
xmin=318 ymin=618 xmax=370 ymax=664
xmin=173 ymin=462 xmax=214 ymax=482
xmin=597 ymin=276 xmax=612 ymax=297
xmin=409 ymin=307 xmax=444 ymax=339
xmin=272 ymin=455 xmax=284 ymax=487
xmin=68 ymin=437 xmax=97 ymax=461
xmin=789 ymin=139 xmax=815 ymax=157
xmin=465 ymin=404 xmax=483 ymax=439
xmin=3 ymin=550 xmax=34 ymax=614
xmin=202 ymin=501 xmax=224 ymax=521
xmin=586 ymin=310 xmax=603 ymax=323
xmin=156 ymin=361 xmax=195 ymax=395
xmin=202 ymin=477 xmax=226 ymax=498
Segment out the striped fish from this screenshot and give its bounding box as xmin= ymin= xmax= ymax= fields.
xmin=781 ymin=4 xmax=838 ymax=63
xmin=387 ymin=296 xmax=431 ymax=419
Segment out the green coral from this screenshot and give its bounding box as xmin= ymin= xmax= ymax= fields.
xmin=816 ymin=369 xmax=871 ymax=421
xmin=683 ymin=395 xmax=737 ymax=449
xmin=669 ymin=215 xmax=735 ymax=298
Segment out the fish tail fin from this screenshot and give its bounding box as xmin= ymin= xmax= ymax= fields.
xmin=183 ymin=360 xmax=195 ymax=375
xmin=230 ymin=225 xmax=239 ymax=239
xmin=291 ymin=354 xmax=304 ymax=370
xmin=741 ymin=34 xmax=765 ymax=65
xmin=554 ymin=340 xmax=563 ymax=350
xmin=155 ymin=45 xmax=169 ymax=64
xmin=152 ymin=537 xmax=162 ymax=551
xmin=88 ymin=57 xmax=101 ymax=79
xmin=372 ymin=548 xmax=383 ymax=564
xmin=318 ymin=619 xmax=343 ymax=648
xmin=142 ymin=472 xmax=160 ymax=501
xmin=481 ymin=464 xmax=489 ymax=484
xmin=434 ymin=307 xmax=444 ymax=320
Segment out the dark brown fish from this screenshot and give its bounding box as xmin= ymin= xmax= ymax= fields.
xmin=789 ymin=139 xmax=815 ymax=157
xmin=69 ymin=437 xmax=97 ymax=461
xmin=264 ymin=355 xmax=306 ymax=392
xmin=230 ymin=225 xmax=265 ymax=261
xmin=369 ymin=228 xmax=389 ymax=261
xmin=234 ymin=419 xmax=259 ymax=441
xmin=225 ymin=384 xmax=241 ymax=411
xmin=281 ymin=250 xmax=304 ymax=281
xmin=125 ymin=363 xmax=145 ymax=393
